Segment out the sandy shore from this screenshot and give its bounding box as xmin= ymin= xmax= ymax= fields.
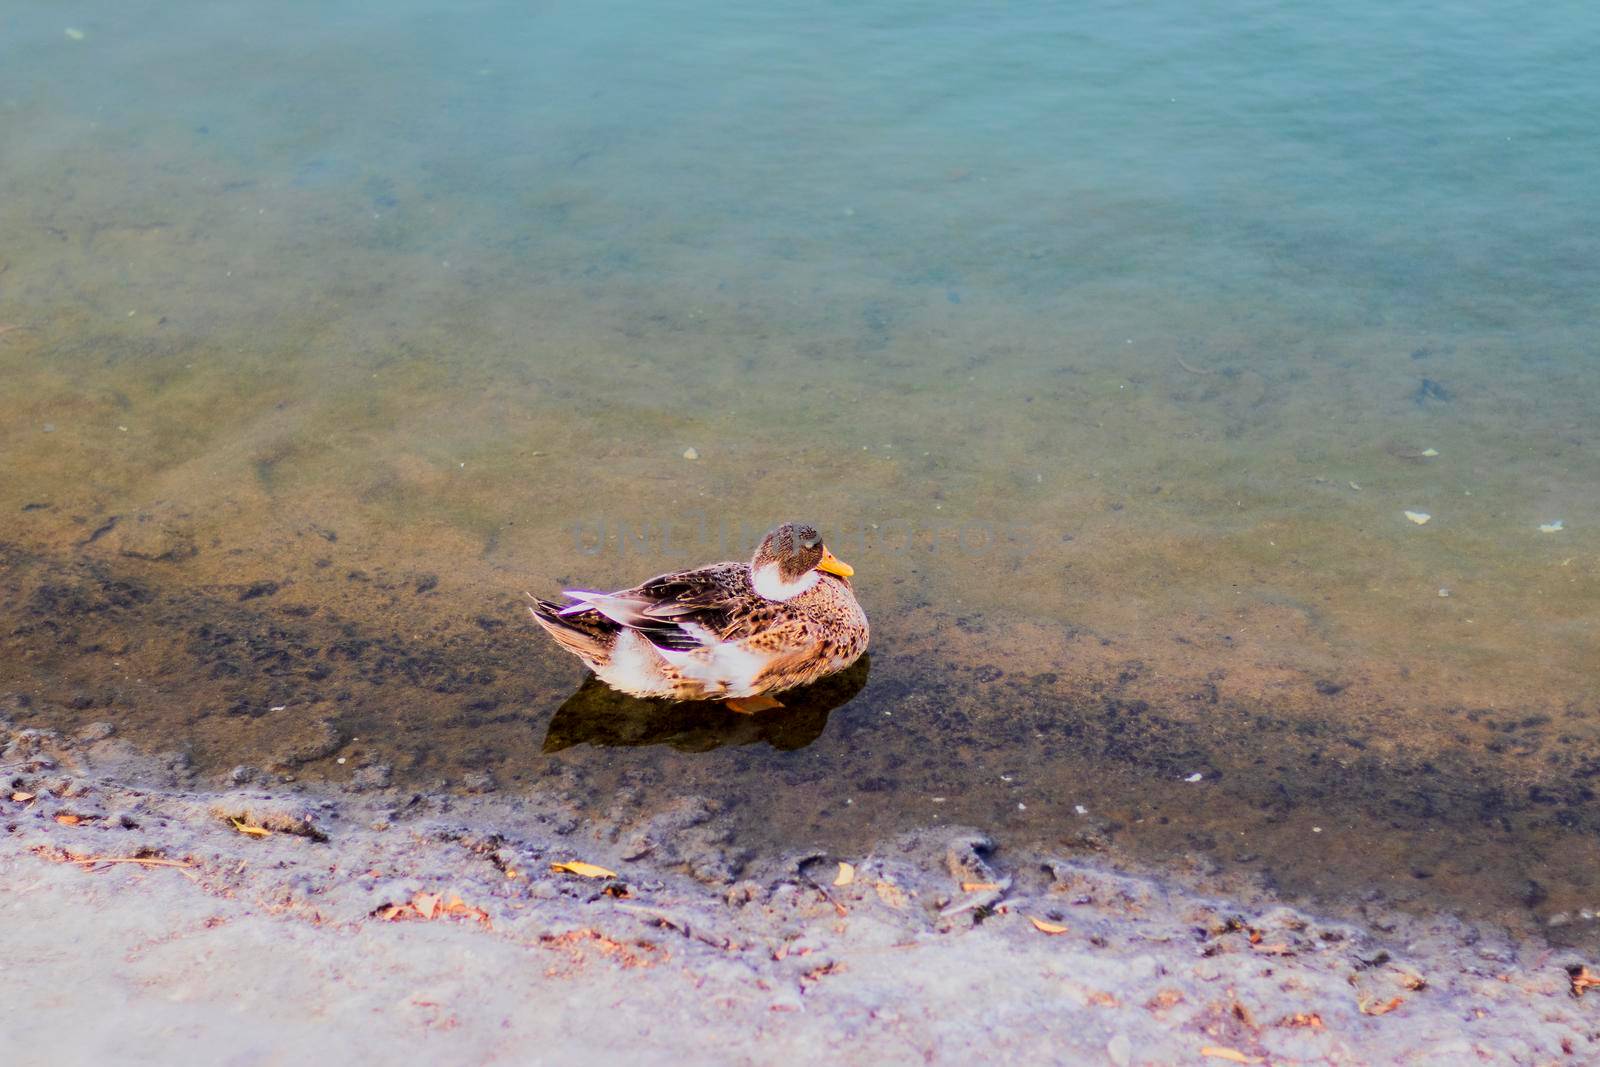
xmin=3 ymin=716 xmax=1594 ymax=1066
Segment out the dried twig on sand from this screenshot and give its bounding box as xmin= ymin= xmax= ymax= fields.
xmin=30 ymin=844 xmax=199 ymax=881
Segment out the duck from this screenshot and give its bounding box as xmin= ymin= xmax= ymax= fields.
xmin=529 ymin=521 xmax=869 ymax=713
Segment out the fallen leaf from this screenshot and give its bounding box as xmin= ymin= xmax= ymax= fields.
xmin=439 ymin=894 xmax=491 ymax=926
xmin=874 ymin=881 xmax=908 ymax=908
xmin=230 ymin=817 xmax=271 ymax=837
xmin=961 ymin=881 xmax=1002 ymax=893
xmin=833 ymin=861 xmax=855 ymax=887
xmin=54 ymin=813 xmax=82 ymax=826
xmin=1028 ymin=916 xmax=1069 ymax=935
xmin=1200 ymin=1048 xmax=1262 ymax=1065
xmin=550 ymin=860 xmax=617 ymax=879
xmin=375 ymin=891 xmax=490 ymax=928
xmin=10 ymin=792 xmax=35 ymax=803
xmin=1359 ymin=995 xmax=1405 ymax=1016
xmin=1570 ymin=966 xmax=1600 ymax=997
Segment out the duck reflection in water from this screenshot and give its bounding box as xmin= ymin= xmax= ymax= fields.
xmin=542 ymin=654 xmax=870 ymax=754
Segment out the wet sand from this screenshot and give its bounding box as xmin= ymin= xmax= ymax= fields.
xmin=3 ymin=716 xmax=1594 ymax=1066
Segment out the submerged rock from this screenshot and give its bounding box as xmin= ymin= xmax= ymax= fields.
xmin=268 ymin=714 xmax=343 ymax=769
xmin=88 ymin=503 xmax=199 ymax=563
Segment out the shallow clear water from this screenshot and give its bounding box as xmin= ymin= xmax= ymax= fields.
xmin=3 ymin=1 xmax=1598 ymax=940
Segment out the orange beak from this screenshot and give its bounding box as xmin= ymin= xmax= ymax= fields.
xmin=817 ymin=547 xmax=854 ymax=578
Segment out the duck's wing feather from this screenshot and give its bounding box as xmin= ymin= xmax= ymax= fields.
xmin=560 ymin=563 xmax=765 ymax=652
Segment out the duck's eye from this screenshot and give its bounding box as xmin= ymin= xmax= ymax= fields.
xmin=801 ymin=537 xmax=818 ymax=549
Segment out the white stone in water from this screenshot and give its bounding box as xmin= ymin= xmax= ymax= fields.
xmin=682 ymin=447 xmax=699 ymax=461
xmin=1405 ymin=510 xmax=1431 ymax=525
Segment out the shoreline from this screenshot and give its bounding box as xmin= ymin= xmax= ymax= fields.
xmin=6 ymin=530 xmax=1599 ymax=947
xmin=4 ymin=715 xmax=1593 ymax=1064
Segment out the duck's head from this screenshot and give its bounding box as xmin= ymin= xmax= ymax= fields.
xmin=750 ymin=521 xmax=854 ymax=601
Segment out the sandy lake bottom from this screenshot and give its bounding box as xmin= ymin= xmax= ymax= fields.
xmin=3 ymin=274 xmax=1597 ymax=950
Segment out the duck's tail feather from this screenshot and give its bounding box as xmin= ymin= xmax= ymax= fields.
xmin=528 ymin=597 xmax=616 ymax=665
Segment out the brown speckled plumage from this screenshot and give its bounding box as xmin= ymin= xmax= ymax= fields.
xmin=529 ymin=522 xmax=869 ymax=704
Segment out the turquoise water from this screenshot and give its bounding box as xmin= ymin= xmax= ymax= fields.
xmin=3 ymin=1 xmax=1598 ymax=939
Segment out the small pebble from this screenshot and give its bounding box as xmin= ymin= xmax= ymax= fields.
xmin=1405 ymin=510 xmax=1431 ymax=525
xmin=682 ymin=447 xmax=699 ymax=461
xmin=1438 ymin=588 xmax=1450 ymax=598
xmin=42 ymin=423 xmax=55 ymax=433
xmin=1184 ymin=772 xmax=1203 ymax=783
xmin=1539 ymin=520 xmax=1564 ymax=534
